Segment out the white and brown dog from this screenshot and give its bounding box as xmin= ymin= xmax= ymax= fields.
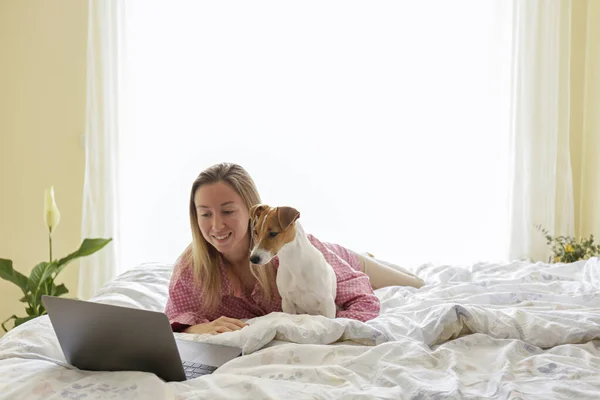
xmin=249 ymin=204 xmax=337 ymax=318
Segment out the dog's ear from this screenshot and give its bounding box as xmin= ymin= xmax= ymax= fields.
xmin=277 ymin=206 xmax=300 ymax=230
xmin=249 ymin=204 xmax=267 ymax=222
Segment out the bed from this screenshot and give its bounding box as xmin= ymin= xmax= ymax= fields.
xmin=1 ymin=257 xmax=600 ymax=399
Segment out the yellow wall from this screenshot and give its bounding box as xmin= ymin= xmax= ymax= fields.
xmin=0 ymin=1 xmax=88 ymax=337
xmin=580 ymin=0 xmax=600 ymax=239
xmin=571 ymin=0 xmax=600 ymax=240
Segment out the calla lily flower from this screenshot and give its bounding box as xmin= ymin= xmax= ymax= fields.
xmin=44 ymin=186 xmax=61 ymax=233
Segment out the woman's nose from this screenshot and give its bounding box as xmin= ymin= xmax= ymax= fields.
xmin=213 ymin=214 xmax=225 ymax=229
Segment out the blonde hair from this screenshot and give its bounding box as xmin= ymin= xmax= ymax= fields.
xmin=188 ymin=162 xmax=276 ymax=311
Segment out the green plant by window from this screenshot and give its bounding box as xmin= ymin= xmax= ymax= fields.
xmin=0 ymin=186 xmax=111 ymax=332
xmin=536 ymin=224 xmax=600 ymax=264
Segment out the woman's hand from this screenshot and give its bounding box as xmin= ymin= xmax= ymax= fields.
xmin=183 ymin=316 xmax=248 ymax=335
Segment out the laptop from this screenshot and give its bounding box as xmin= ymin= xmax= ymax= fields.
xmin=42 ymin=295 xmax=242 ymax=382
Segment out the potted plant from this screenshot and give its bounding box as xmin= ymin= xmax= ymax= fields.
xmin=536 ymin=224 xmax=600 ymax=263
xmin=0 ymin=186 xmax=112 ymax=332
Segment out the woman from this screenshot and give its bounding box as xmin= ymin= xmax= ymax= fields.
xmin=165 ymin=162 xmax=424 ymax=335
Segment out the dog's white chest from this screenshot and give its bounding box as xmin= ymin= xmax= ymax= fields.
xmin=276 ymin=249 xmax=337 ymax=318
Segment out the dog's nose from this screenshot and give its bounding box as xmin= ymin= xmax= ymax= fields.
xmin=250 ymin=255 xmax=261 ymax=264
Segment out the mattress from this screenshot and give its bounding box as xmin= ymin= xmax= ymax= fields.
xmin=1 ymin=257 xmax=600 ymax=399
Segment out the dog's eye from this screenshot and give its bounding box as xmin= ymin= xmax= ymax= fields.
xmin=269 ymin=231 xmax=279 ymax=238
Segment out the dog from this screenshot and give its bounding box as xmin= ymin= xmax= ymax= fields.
xmin=248 ymin=204 xmax=337 ymax=318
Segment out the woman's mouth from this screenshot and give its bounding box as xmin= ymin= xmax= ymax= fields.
xmin=212 ymin=232 xmax=232 ymax=243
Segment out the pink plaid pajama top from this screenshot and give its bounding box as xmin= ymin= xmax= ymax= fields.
xmin=165 ymin=234 xmax=380 ymax=331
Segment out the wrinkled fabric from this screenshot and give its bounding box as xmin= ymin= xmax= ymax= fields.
xmin=1 ymin=258 xmax=600 ymax=399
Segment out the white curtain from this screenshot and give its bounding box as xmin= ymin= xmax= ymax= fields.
xmin=115 ymin=0 xmax=514 ymax=271
xmin=508 ymin=0 xmax=575 ymax=263
xmin=79 ymin=0 xmax=125 ymax=299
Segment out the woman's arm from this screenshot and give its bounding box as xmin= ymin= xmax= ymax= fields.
xmin=165 ymin=246 xmax=248 ymax=334
xmin=164 ymin=246 xmax=210 ymax=331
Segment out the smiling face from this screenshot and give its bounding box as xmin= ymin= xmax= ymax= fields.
xmin=248 ymin=205 xmax=300 ymax=265
xmin=194 ymin=181 xmax=251 ymax=261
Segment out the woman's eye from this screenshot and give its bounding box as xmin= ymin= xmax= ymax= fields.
xmin=200 ymin=213 xmax=210 ymax=218
xmin=269 ymin=231 xmax=279 ymax=238
xmin=223 ymin=210 xmax=234 ymax=215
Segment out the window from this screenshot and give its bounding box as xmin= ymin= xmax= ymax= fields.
xmin=119 ymin=0 xmax=514 ymax=271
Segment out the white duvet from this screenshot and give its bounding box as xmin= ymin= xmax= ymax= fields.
xmin=1 ymin=257 xmax=600 ymax=399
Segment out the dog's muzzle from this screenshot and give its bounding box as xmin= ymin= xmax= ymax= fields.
xmin=249 ymin=255 xmax=261 ymax=264
xmin=249 ymin=248 xmax=272 ymax=265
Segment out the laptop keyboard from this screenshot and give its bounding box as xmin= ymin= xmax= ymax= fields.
xmin=182 ymin=360 xmax=217 ymax=379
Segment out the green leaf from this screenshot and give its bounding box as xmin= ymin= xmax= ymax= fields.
xmin=0 ymin=259 xmax=29 ymax=295
xmin=56 ymin=238 xmax=112 ymax=275
xmin=0 ymin=314 xmax=35 ymax=332
xmin=27 ymin=262 xmax=61 ymax=316
xmin=52 ymin=283 xmax=69 ymax=297
xmin=27 ymin=262 xmax=58 ymax=299
xmin=1 ymin=315 xmax=16 ymax=332
xmin=13 ymin=315 xmax=37 ymax=328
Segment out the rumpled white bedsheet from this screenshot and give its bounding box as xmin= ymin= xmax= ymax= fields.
xmin=1 ymin=258 xmax=600 ymax=399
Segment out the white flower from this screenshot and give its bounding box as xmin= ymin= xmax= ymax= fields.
xmin=44 ymin=186 xmax=60 ymax=233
